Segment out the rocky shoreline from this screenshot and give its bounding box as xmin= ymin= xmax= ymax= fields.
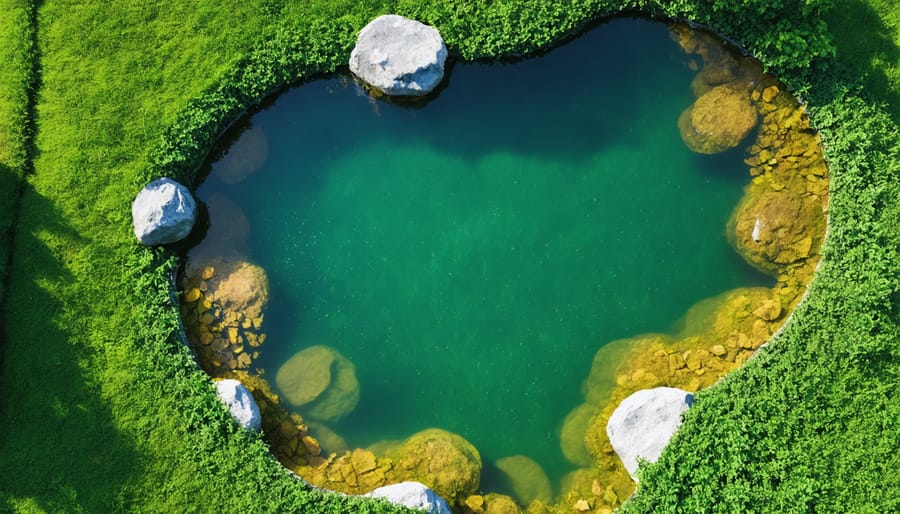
xmin=154 ymin=18 xmax=830 ymax=514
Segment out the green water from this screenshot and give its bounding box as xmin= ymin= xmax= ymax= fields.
xmin=195 ymin=18 xmax=769 ymax=490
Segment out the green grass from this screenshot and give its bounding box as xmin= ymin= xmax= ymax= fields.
xmin=0 ymin=0 xmax=33 ymax=313
xmin=0 ymin=0 xmax=898 ymax=512
xmin=825 ymin=0 xmax=900 ymax=122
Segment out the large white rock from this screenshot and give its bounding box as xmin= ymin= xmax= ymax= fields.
xmin=215 ymin=379 xmax=261 ymax=432
xmin=349 ymin=15 xmax=447 ymax=96
xmin=131 ymin=177 xmax=196 ymax=245
xmin=364 ymin=482 xmax=452 ymax=514
xmin=606 ymin=387 xmax=693 ymax=480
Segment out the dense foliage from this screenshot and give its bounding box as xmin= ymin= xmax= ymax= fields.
xmin=0 ymin=0 xmax=897 ymax=512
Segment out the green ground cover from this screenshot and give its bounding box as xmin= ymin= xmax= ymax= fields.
xmin=0 ymin=0 xmax=897 ymax=512
xmin=0 ymin=0 xmax=34 ymax=314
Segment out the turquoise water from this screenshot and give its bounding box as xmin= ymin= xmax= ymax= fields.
xmin=195 ymin=18 xmax=770 ymax=489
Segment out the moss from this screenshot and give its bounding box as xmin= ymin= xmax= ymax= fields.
xmin=678 ymin=83 xmax=759 ymax=154
xmin=394 ymin=428 xmax=482 ymax=506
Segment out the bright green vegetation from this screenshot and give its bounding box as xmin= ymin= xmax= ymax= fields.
xmin=197 ymin=20 xmax=768 ymax=487
xmin=0 ymin=1 xmax=898 ymax=513
xmin=826 ymin=0 xmax=900 ymax=122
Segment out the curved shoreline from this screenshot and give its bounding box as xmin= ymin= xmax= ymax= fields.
xmin=169 ymin=15 xmax=830 ymax=512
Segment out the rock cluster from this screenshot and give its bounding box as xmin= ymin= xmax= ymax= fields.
xmin=132 ymin=177 xmax=196 ymax=245
xmin=558 ymin=284 xmax=794 ymax=501
xmin=606 ymin=387 xmax=693 ymax=479
xmin=349 ymin=15 xmax=448 ymax=96
xmin=219 ymin=371 xmax=326 ymax=468
xmin=295 ymin=427 xmax=481 ymax=506
xmin=671 ymin=25 xmax=768 ymax=155
xmin=556 ymin=468 xmax=619 ymax=514
xmin=728 ymin=84 xmax=829 ymax=293
xmin=461 ymin=493 xmax=523 ymax=514
xmin=180 ymin=258 xmax=269 ymax=376
xmin=669 ymin=24 xmax=764 ymax=99
xmin=170 ymin=21 xmax=830 ymax=513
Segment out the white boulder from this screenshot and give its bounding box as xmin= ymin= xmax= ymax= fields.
xmin=131 ymin=177 xmax=196 ymax=245
xmin=364 ymin=482 xmax=452 ymax=514
xmin=606 ymin=387 xmax=693 ymax=480
xmin=215 ymin=379 xmax=261 ymax=431
xmin=349 ymin=15 xmax=447 ymax=96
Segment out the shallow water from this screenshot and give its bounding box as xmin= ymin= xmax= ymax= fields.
xmin=193 ymin=18 xmax=771 ymax=488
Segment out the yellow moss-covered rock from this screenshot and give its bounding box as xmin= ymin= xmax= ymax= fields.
xmin=558 ymin=466 xmax=633 ymax=512
xmin=494 ymin=455 xmax=553 ymax=505
xmin=583 ymin=335 xmax=668 ymax=406
xmin=184 ymin=287 xmax=201 ymax=303
xmin=275 ymin=345 xmax=360 ymax=422
xmin=180 ymin=257 xmax=271 ymax=376
xmin=223 ymin=370 xmax=321 ymax=470
xmin=679 ymin=84 xmax=758 ymax=154
xmin=395 ymin=428 xmax=482 ymax=506
xmin=206 ymin=260 xmax=269 ymax=320
xmin=560 ymin=403 xmax=599 ymax=467
xmin=483 ymin=493 xmax=521 ymax=514
xmin=298 ymin=448 xmax=395 ymax=495
xmin=276 ymin=345 xmax=337 ymax=406
xmin=728 ymin=188 xmax=825 ymax=274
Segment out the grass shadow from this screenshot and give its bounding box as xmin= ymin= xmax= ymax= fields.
xmin=826 ymin=0 xmax=900 ymax=122
xmin=0 ymin=182 xmax=141 ymax=512
xmin=0 ymin=163 xmax=24 ymax=311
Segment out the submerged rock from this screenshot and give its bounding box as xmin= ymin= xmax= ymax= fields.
xmin=213 ymin=263 xmax=268 ymax=319
xmin=395 ymin=428 xmax=482 ymax=506
xmin=670 ymin=23 xmax=765 ymax=98
xmin=583 ymin=335 xmax=669 ymax=406
xmin=606 ymin=387 xmax=693 ymax=480
xmin=365 ymin=482 xmax=452 ymax=514
xmin=132 ymin=177 xmax=196 ymax=245
xmin=729 ymin=187 xmax=824 ymax=274
xmin=349 ymin=15 xmax=447 ymax=96
xmin=494 ymin=455 xmax=552 ymax=505
xmin=482 ymin=493 xmax=521 ymax=514
xmin=214 ymin=379 xmax=261 ymax=431
xmin=560 ymin=403 xmax=599 ymax=467
xmin=679 ymin=84 xmax=758 ymax=154
xmin=306 ymin=421 xmax=349 ymax=456
xmin=275 ymin=345 xmax=360 ymax=422
xmin=213 ymin=125 xmax=269 ymax=185
xmin=180 ymin=258 xmax=270 ymax=376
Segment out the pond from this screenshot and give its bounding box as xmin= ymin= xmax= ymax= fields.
xmin=179 ymin=16 xmax=828 ymax=510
